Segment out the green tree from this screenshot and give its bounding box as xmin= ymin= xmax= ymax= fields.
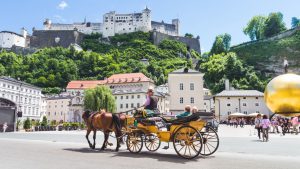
xmin=41 ymin=116 xmax=48 ymax=127
xmin=291 ymin=17 xmax=300 ymax=28
xmin=210 ymin=33 xmax=231 ymax=55
xmin=84 ymin=86 xmax=116 ymax=113
xmin=243 ymin=15 xmax=267 ymax=40
xmin=23 ymin=118 xmax=32 ymax=130
xmin=184 ymin=33 xmax=194 ymax=38
xmin=263 ymin=12 xmax=287 ymax=38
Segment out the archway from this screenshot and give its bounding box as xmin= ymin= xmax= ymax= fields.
xmin=0 ymin=98 xmax=17 ymax=132
xmin=74 ymin=110 xmax=82 ymax=123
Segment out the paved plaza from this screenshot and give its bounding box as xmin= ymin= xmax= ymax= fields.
xmin=0 ymin=125 xmax=299 ymax=169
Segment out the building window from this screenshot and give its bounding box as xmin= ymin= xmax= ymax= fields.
xmin=243 ymin=103 xmax=247 ymax=106
xmin=190 ymin=97 xmax=194 ymax=104
xmin=180 ymin=97 xmax=183 ymax=104
xmin=256 ymin=97 xmax=259 ymax=99
xmin=227 ymin=103 xmax=231 ymax=106
xmin=190 ymin=83 xmax=194 ymax=90
xmin=137 ymin=103 xmax=140 ymax=108
xmin=55 ymin=112 xmax=56 ymax=116
xmin=243 ymin=97 xmax=246 ymax=99
xmin=131 ymin=95 xmax=134 ymax=99
xmin=227 ymin=97 xmax=230 ymax=99
xmin=126 ymin=96 xmax=129 ymax=99
xmin=126 ymin=104 xmax=128 ymax=108
xmin=255 ymin=103 xmax=259 ymax=106
xmin=115 ymin=96 xmax=117 ymax=100
xmin=121 ymin=96 xmax=123 ymax=99
xmin=120 ymin=104 xmax=123 ymax=108
xmin=179 ymin=83 xmax=183 ymax=90
xmin=243 ymin=111 xmax=247 ymax=114
xmin=131 ymin=103 xmax=134 ymax=108
xmin=227 ymin=111 xmax=231 ymax=115
xmin=256 ymin=111 xmax=260 ymax=113
xmin=204 ymin=102 xmax=206 ymax=105
xmin=48 ymin=112 xmax=50 ymax=116
xmin=137 ymin=95 xmax=140 ymax=99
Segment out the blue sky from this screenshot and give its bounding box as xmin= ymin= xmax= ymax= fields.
xmin=0 ymin=0 xmax=299 ymax=52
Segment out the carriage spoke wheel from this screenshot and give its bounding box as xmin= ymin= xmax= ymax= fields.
xmin=200 ymin=126 xmax=219 ymax=156
xmin=173 ymin=125 xmax=203 ymax=159
xmin=145 ymin=134 xmax=161 ymax=152
xmin=126 ymin=132 xmax=143 ymax=153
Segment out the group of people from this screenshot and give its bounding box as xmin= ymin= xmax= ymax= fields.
xmin=227 ymin=118 xmax=246 ymax=128
xmin=254 ymin=114 xmax=300 ymax=142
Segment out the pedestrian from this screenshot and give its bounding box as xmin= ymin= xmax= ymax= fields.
xmin=291 ymin=116 xmax=299 ymax=135
xmin=271 ymin=118 xmax=280 ymax=134
xmin=261 ymin=115 xmax=271 ymax=142
xmin=254 ymin=114 xmax=263 ymax=140
xmin=2 ymin=122 xmax=8 ymax=133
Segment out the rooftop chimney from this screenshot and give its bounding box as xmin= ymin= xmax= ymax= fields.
xmin=225 ymin=79 xmax=230 ymax=91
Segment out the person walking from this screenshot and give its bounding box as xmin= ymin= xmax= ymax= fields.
xmin=2 ymin=122 xmax=8 ymax=133
xmin=291 ymin=116 xmax=299 ymax=135
xmin=271 ymin=118 xmax=280 ymax=134
xmin=254 ymin=114 xmax=263 ymax=140
xmin=261 ymin=115 xmax=271 ymax=142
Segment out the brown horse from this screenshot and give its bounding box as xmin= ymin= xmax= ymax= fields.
xmin=82 ymin=109 xmax=126 ymax=151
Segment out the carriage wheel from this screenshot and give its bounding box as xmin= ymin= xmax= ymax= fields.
xmin=173 ymin=125 xmax=203 ymax=159
xmin=200 ymin=126 xmax=219 ymax=156
xmin=126 ymin=132 xmax=143 ymax=153
xmin=145 ymin=134 xmax=161 ymax=152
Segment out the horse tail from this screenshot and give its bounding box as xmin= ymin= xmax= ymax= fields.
xmin=112 ymin=114 xmax=122 ymax=137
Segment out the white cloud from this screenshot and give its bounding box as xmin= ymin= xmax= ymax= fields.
xmin=57 ymin=1 xmax=68 ymax=10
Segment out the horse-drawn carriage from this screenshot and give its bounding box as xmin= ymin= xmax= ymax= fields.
xmin=122 ymin=110 xmax=219 ymax=159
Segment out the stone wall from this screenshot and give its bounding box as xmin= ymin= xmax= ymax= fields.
xmin=151 ymin=31 xmax=201 ymax=53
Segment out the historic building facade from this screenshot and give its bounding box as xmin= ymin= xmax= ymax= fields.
xmin=46 ymin=95 xmax=73 ymax=123
xmin=168 ymin=68 xmax=204 ymax=114
xmin=0 ymin=29 xmax=27 ymax=48
xmin=41 ymin=8 xmax=179 ymax=38
xmin=0 ymin=76 xmax=42 ymax=121
xmin=214 ymin=90 xmax=271 ymax=121
xmin=66 ymin=73 xmax=169 ymax=114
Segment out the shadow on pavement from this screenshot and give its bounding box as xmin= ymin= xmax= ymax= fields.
xmin=63 ymin=147 xmax=215 ymax=163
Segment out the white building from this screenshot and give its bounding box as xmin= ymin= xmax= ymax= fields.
xmin=46 ymin=95 xmax=73 ymax=123
xmin=66 ymin=73 xmax=169 ymax=114
xmin=214 ymin=90 xmax=271 ymax=121
xmin=168 ymin=68 xmax=204 ymax=114
xmin=43 ymin=19 xmax=102 ymax=35
xmin=42 ymin=7 xmax=179 ymax=37
xmin=0 ymin=29 xmax=27 ymax=48
xmin=39 ymin=95 xmax=48 ymax=121
xmin=0 ymin=76 xmax=42 ymax=121
xmin=204 ymin=95 xmax=214 ymax=112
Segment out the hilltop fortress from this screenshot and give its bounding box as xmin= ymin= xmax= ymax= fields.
xmin=43 ymin=7 xmax=179 ymax=37
xmin=1 ymin=7 xmax=200 ymax=53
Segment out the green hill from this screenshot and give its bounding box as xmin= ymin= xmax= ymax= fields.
xmin=231 ymin=28 xmax=300 ymax=76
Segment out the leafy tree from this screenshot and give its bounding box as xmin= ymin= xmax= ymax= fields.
xmin=84 ymin=86 xmax=116 ymax=113
xmin=23 ymin=118 xmax=32 ymax=129
xmin=210 ymin=33 xmax=231 ymax=55
xmin=263 ymin=12 xmax=287 ymax=38
xmin=291 ymin=17 xmax=300 ymax=28
xmin=41 ymin=116 xmax=48 ymax=127
xmin=184 ymin=33 xmax=194 ymax=38
xmin=243 ymin=15 xmax=267 ymax=40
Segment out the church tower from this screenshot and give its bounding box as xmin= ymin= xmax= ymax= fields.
xmin=142 ymin=6 xmax=151 ymax=32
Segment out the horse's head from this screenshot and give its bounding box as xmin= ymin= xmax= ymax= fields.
xmin=82 ymin=110 xmax=91 ymax=121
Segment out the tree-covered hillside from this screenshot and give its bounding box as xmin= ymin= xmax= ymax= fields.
xmin=231 ymin=29 xmax=300 ymax=75
xmin=0 ymin=32 xmax=199 ymax=94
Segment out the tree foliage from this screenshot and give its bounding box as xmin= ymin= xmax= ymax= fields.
xmin=243 ymin=16 xmax=267 ymax=40
xmin=84 ymin=86 xmax=116 ymax=113
xmin=201 ymin=52 xmax=265 ymax=94
xmin=210 ymin=33 xmax=231 ymax=55
xmin=291 ymin=17 xmax=300 ymax=28
xmin=263 ymin=12 xmax=287 ymax=38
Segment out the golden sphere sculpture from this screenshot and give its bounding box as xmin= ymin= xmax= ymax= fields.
xmin=264 ymin=73 xmax=300 ymax=117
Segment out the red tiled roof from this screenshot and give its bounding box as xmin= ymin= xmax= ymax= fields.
xmin=66 ymin=80 xmax=106 ymax=89
xmin=67 ymin=73 xmax=152 ymax=89
xmin=107 ymin=73 xmax=152 ymax=84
